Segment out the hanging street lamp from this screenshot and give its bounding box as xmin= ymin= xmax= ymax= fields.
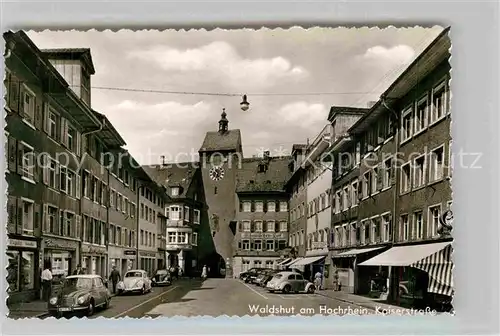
xmin=240 ymin=94 xmax=250 ymax=111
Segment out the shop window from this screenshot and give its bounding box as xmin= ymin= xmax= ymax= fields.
xmin=7 ymin=251 xmax=19 ymax=293
xmin=21 ymin=251 xmax=35 ymax=290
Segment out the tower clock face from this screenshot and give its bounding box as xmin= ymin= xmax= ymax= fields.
xmin=209 ymin=166 xmax=225 ymax=181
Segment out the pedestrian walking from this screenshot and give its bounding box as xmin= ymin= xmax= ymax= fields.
xmin=73 ymin=264 xmax=83 ymax=275
xmin=178 ymin=267 xmax=183 ymax=278
xmin=109 ymin=266 xmax=121 ymax=294
xmin=41 ymin=262 xmax=53 ymax=302
xmin=201 ymin=265 xmax=208 ymax=280
xmin=314 ymin=270 xmax=322 ymax=290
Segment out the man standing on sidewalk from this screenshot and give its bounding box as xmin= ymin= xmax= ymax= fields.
xmin=41 ymin=263 xmax=53 ymax=302
xmin=109 ymin=266 xmax=121 ymax=294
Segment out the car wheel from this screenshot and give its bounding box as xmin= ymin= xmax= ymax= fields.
xmin=269 ymin=290 xmax=274 ymax=293
xmin=87 ymin=299 xmax=95 ymax=316
xmin=307 ymin=286 xmax=315 ymax=294
xmin=282 ymin=285 xmax=291 ymax=294
xmin=103 ymin=297 xmax=110 ymax=309
xmin=141 ymin=285 xmax=146 ymax=295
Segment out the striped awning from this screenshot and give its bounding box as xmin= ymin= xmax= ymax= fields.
xmin=280 ymin=258 xmax=296 ymax=267
xmin=411 ymin=244 xmax=454 ymax=297
xmin=289 ymin=256 xmax=325 ymax=267
xmin=276 ymin=258 xmax=292 ymax=266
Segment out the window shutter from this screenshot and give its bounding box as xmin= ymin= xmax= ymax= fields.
xmin=16 ymin=141 xmax=23 ymax=174
xmin=42 ymin=204 xmax=48 ymax=233
xmin=377 ymin=167 xmax=383 ymax=191
xmin=250 ymin=221 xmax=255 ymax=233
xmin=42 ymin=154 xmax=49 ymax=185
xmin=76 ymin=175 xmax=81 ymax=199
xmin=43 ymin=103 xmax=49 ymax=133
xmin=59 ymin=209 xmax=64 ymax=236
xmin=238 ymin=221 xmax=243 ymax=232
xmin=390 ymin=162 xmax=397 ymax=186
xmin=8 ymin=136 xmax=17 ymax=172
xmin=239 ymin=202 xmax=243 ymax=212
xmin=33 ymin=151 xmax=40 ymax=182
xmin=263 ymin=201 xmax=267 ymax=213
xmin=17 ymin=198 xmax=23 ymax=234
xmin=250 ymin=201 xmax=255 ymax=212
xmin=34 ymin=203 xmax=41 ymax=231
xmin=34 ymin=96 xmax=43 ymax=130
xmin=7 ymin=196 xmax=17 ymax=234
xmin=76 ymin=131 xmax=82 ymax=157
xmin=19 ymin=85 xmax=25 ymax=117
xmin=75 ymin=215 xmax=81 ymax=239
xmin=275 ymin=222 xmax=279 ymax=233
xmin=60 ymin=118 xmax=67 ymax=147
xmin=8 ymin=74 xmax=20 ymax=113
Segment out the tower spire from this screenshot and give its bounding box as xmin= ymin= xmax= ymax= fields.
xmin=219 ymin=108 xmax=229 ymax=133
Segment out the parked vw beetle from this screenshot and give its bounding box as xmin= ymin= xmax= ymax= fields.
xmin=266 ymin=271 xmax=315 ymax=294
xmin=117 ymin=270 xmax=152 ymax=295
xmin=152 ymin=269 xmax=172 ymax=287
xmin=48 ymin=274 xmax=111 ymax=317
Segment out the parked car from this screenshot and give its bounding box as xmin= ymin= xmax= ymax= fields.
xmin=251 ymin=269 xmax=268 ymax=284
xmin=239 ymin=268 xmax=260 ymax=281
xmin=266 ymin=271 xmax=315 ymax=294
xmin=259 ymin=270 xmax=279 ymax=287
xmin=117 ymin=270 xmax=152 ymax=295
xmin=240 ymin=268 xmax=265 ymax=283
xmin=48 ymin=275 xmax=111 ymax=317
xmin=151 ymin=269 xmax=172 ymax=287
xmin=255 ymin=270 xmax=278 ymax=287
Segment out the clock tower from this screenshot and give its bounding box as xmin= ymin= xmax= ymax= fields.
xmin=199 ymin=109 xmax=242 ymax=277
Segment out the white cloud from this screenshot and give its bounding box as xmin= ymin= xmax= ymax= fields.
xmin=127 ymin=41 xmax=308 ymax=90
xmin=362 ymin=45 xmax=415 ymax=64
xmin=275 ymin=102 xmax=328 ymax=128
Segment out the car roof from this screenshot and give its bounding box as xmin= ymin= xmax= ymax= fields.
xmin=65 ymin=274 xmax=101 ymax=279
xmin=126 ymin=269 xmax=145 ymax=273
xmin=275 ymin=271 xmax=301 ymax=276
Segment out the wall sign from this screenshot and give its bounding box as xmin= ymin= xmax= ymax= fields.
xmin=8 ymin=238 xmax=37 ymax=249
xmin=124 ymin=250 xmax=137 ymax=256
xmin=44 ymin=238 xmax=77 ymax=250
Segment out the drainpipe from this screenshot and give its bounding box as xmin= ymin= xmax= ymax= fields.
xmin=382 ymin=96 xmax=399 ymax=303
xmin=81 ymin=118 xmax=105 ymax=137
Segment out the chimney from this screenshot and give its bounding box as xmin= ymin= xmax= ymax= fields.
xmin=160 ymin=155 xmax=166 ymax=166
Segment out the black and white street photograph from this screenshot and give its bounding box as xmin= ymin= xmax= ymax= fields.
xmin=4 ymin=26 xmax=453 ymax=319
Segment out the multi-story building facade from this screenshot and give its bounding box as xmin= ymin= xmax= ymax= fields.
xmin=144 ymin=163 xmax=204 ymax=276
xmin=327 ymin=29 xmax=453 ymax=305
xmin=4 ymin=31 xmax=104 ymax=303
xmin=285 ymin=145 xmax=308 ymax=258
xmin=232 ymin=154 xmax=291 ymax=276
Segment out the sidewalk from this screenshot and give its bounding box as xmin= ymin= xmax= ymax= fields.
xmin=8 ymin=292 xmax=119 ymax=319
xmin=316 ymin=289 xmax=404 ymax=312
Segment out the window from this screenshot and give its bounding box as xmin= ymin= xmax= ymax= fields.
xmin=254 ymin=221 xmax=263 ymax=232
xmin=47 ymin=157 xmax=58 ymax=189
xmin=265 ymin=260 xmax=274 ymax=269
xmin=448 ymin=140 xmax=453 ymax=177
xmin=267 ymin=201 xmax=276 ymax=212
xmin=383 ymin=157 xmax=392 ymax=189
xmin=253 ymin=260 xmax=262 ymax=268
xmin=194 ymin=209 xmax=200 ymax=224
xmin=431 ymin=79 xmax=448 ymax=123
xmin=22 ymin=199 xmax=34 ymax=232
xmin=430 ymin=146 xmax=444 ymax=182
xmin=67 ymin=126 xmax=76 ymax=152
xmin=382 ymin=214 xmax=391 ymax=242
xmin=351 ymin=180 xmax=358 ymax=206
xmin=415 ymin=96 xmax=428 ymax=133
xmin=242 ymin=221 xmax=251 ymax=232
xmin=21 ymin=85 xmax=35 ymax=125
xmin=414 ymin=155 xmax=426 ymax=188
xmin=184 ymin=206 xmax=190 ymax=221
xmin=254 ymin=240 xmax=262 ymax=250
xmin=242 ymin=240 xmax=250 ymax=250
xmin=371 ymin=167 xmax=378 ymax=194
xmin=47 ymin=206 xmax=58 ymax=234
xmin=401 ymin=163 xmax=411 ymax=193
xmin=401 ymin=106 xmax=413 ymax=142
xmin=169 ymin=206 xmax=181 ymax=220
xmin=171 ymin=187 xmax=179 ymax=196
xmin=343 ymin=187 xmax=349 ymax=210
xmin=362 ymin=171 xmax=371 ymax=198
xmin=279 ymin=201 xmax=288 ymax=212
xmin=20 ymin=142 xmax=35 ymax=181
xmin=242 ymin=202 xmax=251 ymax=212
xmin=255 ymin=201 xmax=263 ymax=212
xmin=192 ymin=232 xmax=198 ymax=246
xmin=334 ymin=191 xmax=340 ymax=213
xmin=116 ymin=227 xmax=122 ymax=246
xmin=279 ymin=221 xmax=288 ymax=232
xmin=400 ymin=214 xmax=409 ymax=241
xmin=428 ymin=205 xmax=441 ymax=238
xmin=48 ymin=109 xmax=58 ymax=139
xmin=413 ymin=211 xmax=424 ymax=240
xmin=320 ymin=194 xmax=326 ymax=210
xmin=355 ymin=142 xmax=361 ymax=165
xmin=349 ymin=224 xmax=356 ymax=246
xmin=266 ymin=240 xmax=274 ymax=250
xmin=266 ymin=220 xmax=275 ymax=232
xmin=168 ymin=232 xmax=176 ymax=243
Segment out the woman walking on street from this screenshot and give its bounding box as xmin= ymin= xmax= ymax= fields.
xmin=201 ymin=265 xmax=207 ymax=280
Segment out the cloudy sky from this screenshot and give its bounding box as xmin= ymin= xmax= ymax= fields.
xmin=28 ymin=26 xmax=443 ymax=165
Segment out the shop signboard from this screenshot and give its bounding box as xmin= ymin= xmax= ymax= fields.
xmin=8 ymin=238 xmax=37 ymax=248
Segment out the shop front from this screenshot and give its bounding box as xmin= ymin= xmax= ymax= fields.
xmin=81 ymin=244 xmax=107 ymax=278
xmin=359 ymin=241 xmax=454 ymax=310
xmin=156 ymin=250 xmax=166 ymax=270
xmin=331 ymin=246 xmax=387 ymax=294
xmin=288 ymin=255 xmax=326 ymax=285
xmin=42 ymin=236 xmax=79 ymax=282
xmin=139 ymin=250 xmax=157 ymax=277
xmin=6 ymin=236 xmax=40 ymax=304
xmin=108 ymin=246 xmax=137 ymax=277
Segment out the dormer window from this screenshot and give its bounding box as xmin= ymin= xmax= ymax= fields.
xmin=171 ymin=187 xmax=180 ymax=196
